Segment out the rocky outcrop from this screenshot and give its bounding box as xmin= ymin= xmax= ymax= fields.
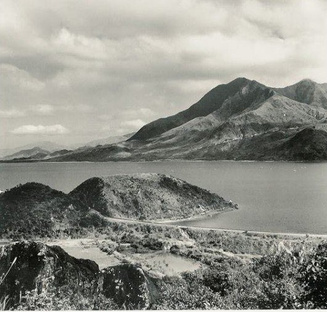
xmin=0 ymin=241 xmax=99 ymax=310
xmin=0 ymin=242 xmax=158 ymax=310
xmin=99 ymin=263 xmax=159 ymax=309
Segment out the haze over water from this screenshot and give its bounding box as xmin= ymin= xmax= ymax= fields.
xmin=1 ymin=161 xmax=327 ymax=234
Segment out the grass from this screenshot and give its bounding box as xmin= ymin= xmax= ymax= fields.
xmin=0 ymin=257 xmax=17 ymax=310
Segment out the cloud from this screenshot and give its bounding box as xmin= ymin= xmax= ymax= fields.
xmin=0 ymin=64 xmax=45 ymax=91
xmin=30 ymin=104 xmax=54 ymax=115
xmin=139 ymin=108 xmax=155 ymax=117
xmin=0 ymin=0 xmax=327 ymax=148
xmin=121 ymin=119 xmax=146 ymax=129
xmin=0 ymin=109 xmax=25 ymax=118
xmin=11 ymin=124 xmax=69 ymax=135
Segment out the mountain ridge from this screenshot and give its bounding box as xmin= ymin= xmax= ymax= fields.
xmin=128 ymin=77 xmax=264 ymax=141
xmin=3 ymin=77 xmax=327 ymax=162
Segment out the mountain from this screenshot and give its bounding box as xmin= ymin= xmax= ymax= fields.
xmin=0 ymin=134 xmax=135 ymax=161
xmin=4 ymin=78 xmax=327 ymax=162
xmin=0 ymin=141 xmax=67 ymax=158
xmin=1 ymin=146 xmax=73 ymax=161
xmin=274 ymin=79 xmax=327 ymax=109
xmin=49 ymin=77 xmax=327 ymax=161
xmin=128 ymin=78 xmax=270 ymax=141
xmin=1 ymin=147 xmax=50 ymax=160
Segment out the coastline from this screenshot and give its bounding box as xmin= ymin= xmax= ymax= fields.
xmin=103 ymin=215 xmax=327 ymax=240
xmin=152 ymin=207 xmax=235 ymax=224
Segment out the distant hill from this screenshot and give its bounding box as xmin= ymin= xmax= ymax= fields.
xmin=51 ymin=77 xmax=327 ymax=161
xmin=2 ymin=147 xmax=50 ymax=160
xmin=0 ymin=133 xmax=135 ymax=161
xmin=0 ymin=141 xmax=67 ymax=158
xmin=82 ymin=132 xmax=135 ymax=147
xmin=0 ymin=174 xmax=236 ymax=238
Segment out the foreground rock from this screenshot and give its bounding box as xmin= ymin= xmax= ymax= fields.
xmin=100 ymin=264 xmax=159 ymax=309
xmin=70 ymin=173 xmax=236 ymax=220
xmin=0 ymin=241 xmax=99 ymax=309
xmin=0 ymin=242 xmax=158 ymax=310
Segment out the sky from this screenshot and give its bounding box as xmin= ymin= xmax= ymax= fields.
xmin=1 ymin=0 xmax=327 ymax=149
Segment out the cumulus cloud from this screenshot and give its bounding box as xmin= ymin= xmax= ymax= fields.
xmin=11 ymin=124 xmax=69 ymax=135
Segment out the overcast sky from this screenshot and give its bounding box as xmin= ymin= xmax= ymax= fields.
xmin=1 ymin=0 xmax=327 ymax=149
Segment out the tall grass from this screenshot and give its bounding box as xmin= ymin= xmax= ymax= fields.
xmin=0 ymin=257 xmax=17 ymax=310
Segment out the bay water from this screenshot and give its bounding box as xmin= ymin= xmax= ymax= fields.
xmin=1 ymin=161 xmax=327 ymax=234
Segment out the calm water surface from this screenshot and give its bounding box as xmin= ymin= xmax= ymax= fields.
xmin=1 ymin=161 xmax=327 ymax=234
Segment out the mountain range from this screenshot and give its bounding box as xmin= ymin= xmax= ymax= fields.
xmin=0 ymin=133 xmax=134 ymax=161
xmin=3 ymin=77 xmax=327 ymax=162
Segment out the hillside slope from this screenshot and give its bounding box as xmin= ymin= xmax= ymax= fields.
xmin=70 ymin=173 xmax=236 ymax=220
xmin=276 ymin=128 xmax=327 ymax=160
xmin=0 ymin=183 xmax=85 ymax=237
xmin=274 ymin=79 xmax=327 ymax=109
xmin=129 ymin=78 xmax=269 ymax=141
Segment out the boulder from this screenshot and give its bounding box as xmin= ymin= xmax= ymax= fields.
xmin=0 ymin=242 xmax=159 ymax=310
xmin=99 ymin=263 xmax=159 ymax=309
xmin=0 ymin=241 xmax=99 ymax=309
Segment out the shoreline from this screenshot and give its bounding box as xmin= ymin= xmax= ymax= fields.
xmin=2 ymin=159 xmax=327 ymax=164
xmin=2 ymin=209 xmax=327 ymax=243
xmin=103 ymin=215 xmax=327 ymax=240
xmin=151 ymin=207 xmax=236 ymax=224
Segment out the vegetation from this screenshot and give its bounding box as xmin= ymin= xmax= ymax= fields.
xmin=70 ymin=173 xmax=235 ymax=220
xmin=2 ymin=180 xmax=327 ymax=309
xmin=152 ymin=242 xmax=327 ymax=309
xmin=2 ymin=217 xmax=327 ymax=309
xmin=15 ymin=286 xmax=118 ymax=310
xmin=0 ymin=174 xmax=235 ymax=239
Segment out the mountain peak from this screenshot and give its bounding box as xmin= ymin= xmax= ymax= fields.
xmin=129 ymin=77 xmax=271 ymax=141
xmin=298 ymin=78 xmax=317 ymax=85
xmin=274 ymin=78 xmax=327 ymax=106
xmin=228 ymin=77 xmax=252 ymax=84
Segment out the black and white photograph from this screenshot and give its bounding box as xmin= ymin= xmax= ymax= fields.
xmin=1 ymin=0 xmax=327 ymax=309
